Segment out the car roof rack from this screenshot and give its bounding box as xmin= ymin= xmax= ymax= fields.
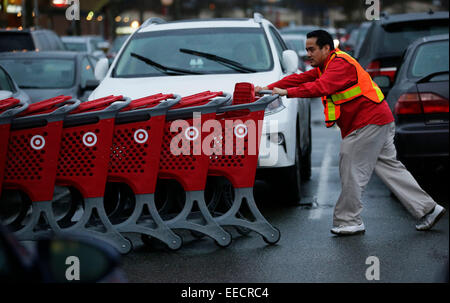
xmin=141 ymin=17 xmax=166 ymax=28
xmin=253 ymin=12 xmax=263 ymax=23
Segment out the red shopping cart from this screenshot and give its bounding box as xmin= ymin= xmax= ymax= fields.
xmin=106 ymin=93 xmax=184 ymax=250
xmin=153 ymin=91 xmax=233 ymax=247
xmin=2 ymin=96 xmax=80 ymax=240
xmin=207 ymin=83 xmax=281 ymax=244
xmin=54 ymin=95 xmax=132 ymax=254
xmin=0 ymin=98 xmax=28 ymax=197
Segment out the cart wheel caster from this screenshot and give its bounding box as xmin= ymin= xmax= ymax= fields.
xmin=122 ymin=236 xmax=133 ymax=255
xmin=166 ymin=233 xmax=183 ymax=251
xmin=214 ymin=232 xmax=232 ymax=248
xmin=262 ymin=227 xmax=280 ymax=245
xmin=190 ymin=230 xmax=205 ymax=239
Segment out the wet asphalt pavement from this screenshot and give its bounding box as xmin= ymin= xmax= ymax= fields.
xmin=120 ymin=98 xmax=449 ymax=283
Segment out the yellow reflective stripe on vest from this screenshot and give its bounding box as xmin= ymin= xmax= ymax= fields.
xmin=326 ymin=99 xmax=337 ymax=121
xmin=331 ymin=85 xmax=362 ymax=103
xmin=372 ymin=81 xmax=384 ymax=101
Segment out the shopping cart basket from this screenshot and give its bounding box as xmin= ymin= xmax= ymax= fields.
xmin=207 ymin=83 xmax=281 ymax=244
xmin=0 ymin=98 xmax=28 ymax=197
xmin=54 ymin=95 xmax=132 ymax=254
xmin=107 ymin=93 xmax=184 ymax=250
xmin=2 ymin=96 xmax=80 ymax=240
xmin=155 ymin=91 xmax=233 ymax=247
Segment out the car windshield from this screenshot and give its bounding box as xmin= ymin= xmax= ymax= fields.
xmin=379 ymin=20 xmax=449 ymax=56
xmin=409 ymin=40 xmax=449 ymax=79
xmin=113 ymin=27 xmax=273 ymax=77
xmin=0 ymin=32 xmax=34 ymax=52
xmin=64 ymin=42 xmax=88 ymax=52
xmin=0 ymin=58 xmax=75 ymax=88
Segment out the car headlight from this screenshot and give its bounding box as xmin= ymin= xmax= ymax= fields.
xmin=264 ymin=97 xmax=285 ymax=116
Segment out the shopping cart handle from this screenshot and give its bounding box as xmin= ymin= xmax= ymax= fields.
xmin=217 ymin=93 xmax=279 ymax=114
xmin=116 ymin=94 xmax=182 ymax=123
xmin=0 ymin=99 xmax=29 ymax=122
xmin=166 ymin=92 xmax=232 ymax=120
xmin=258 ymin=90 xmax=274 ymax=95
xmin=67 ymin=96 xmax=132 ymax=124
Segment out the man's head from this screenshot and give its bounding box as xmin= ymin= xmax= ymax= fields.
xmin=305 ymin=30 xmax=335 ymax=68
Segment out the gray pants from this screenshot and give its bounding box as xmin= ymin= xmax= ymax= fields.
xmin=333 ymin=122 xmax=436 ymax=227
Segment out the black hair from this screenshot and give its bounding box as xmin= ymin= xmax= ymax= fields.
xmin=306 ymin=30 xmax=335 ymax=51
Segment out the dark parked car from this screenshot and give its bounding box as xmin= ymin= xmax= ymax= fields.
xmin=385 ymin=34 xmax=449 ymax=174
xmin=0 ymin=28 xmax=66 ymax=52
xmin=0 ymin=51 xmax=100 ymax=103
xmin=357 ymin=11 xmax=449 ymax=95
xmin=0 ymin=224 xmax=126 ymax=282
xmin=0 ymin=64 xmax=30 ymax=103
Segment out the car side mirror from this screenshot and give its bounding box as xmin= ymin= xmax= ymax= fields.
xmin=82 ymin=79 xmax=100 ymax=91
xmin=282 ymin=50 xmax=299 ymax=74
xmin=95 ymin=58 xmax=109 ymax=81
xmin=0 ymin=90 xmax=13 ymax=100
xmin=373 ymin=75 xmax=391 ymax=88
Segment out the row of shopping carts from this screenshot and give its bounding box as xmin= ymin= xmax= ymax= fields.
xmin=0 ymin=83 xmax=281 ymax=254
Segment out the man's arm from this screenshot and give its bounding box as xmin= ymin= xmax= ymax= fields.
xmin=284 ymin=58 xmax=358 ymax=98
xmin=255 ymin=68 xmax=319 ymax=93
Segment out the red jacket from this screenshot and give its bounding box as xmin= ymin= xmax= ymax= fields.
xmin=267 ymin=51 xmax=394 ymax=138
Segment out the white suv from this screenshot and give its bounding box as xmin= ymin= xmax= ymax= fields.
xmin=90 ymin=13 xmax=312 ymax=204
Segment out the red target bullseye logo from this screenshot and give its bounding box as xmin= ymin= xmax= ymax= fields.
xmin=134 ymin=129 xmax=148 ymax=144
xmin=184 ymin=126 xmax=199 ymax=141
xmin=234 ymin=124 xmax=248 ymax=138
xmin=82 ymin=132 xmax=97 ymax=147
xmin=30 ymin=135 xmax=45 ymax=150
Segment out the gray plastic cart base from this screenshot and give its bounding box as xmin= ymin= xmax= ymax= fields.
xmin=214 ymin=187 xmax=280 ymax=244
xmin=14 ymin=201 xmax=61 ymax=240
xmin=165 ymin=190 xmax=232 ymax=247
xmin=61 ymin=197 xmax=132 ymax=254
xmin=114 ymin=193 xmax=182 ymax=250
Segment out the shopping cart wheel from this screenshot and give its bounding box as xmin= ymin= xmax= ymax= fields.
xmin=262 ymin=227 xmax=281 ymax=245
xmin=123 ymin=236 xmax=133 ymax=255
xmin=214 ymin=231 xmax=232 ymax=248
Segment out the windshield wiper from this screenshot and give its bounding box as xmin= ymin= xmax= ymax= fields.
xmin=179 ymin=48 xmax=257 ymax=73
xmin=130 ymin=52 xmax=203 ymax=75
xmin=417 ymin=71 xmax=449 ymax=83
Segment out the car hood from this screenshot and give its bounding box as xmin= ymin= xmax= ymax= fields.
xmin=23 ymin=88 xmax=77 ymax=103
xmin=89 ymin=71 xmax=282 ymax=100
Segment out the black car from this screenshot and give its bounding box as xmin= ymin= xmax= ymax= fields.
xmin=0 ymin=51 xmax=100 ymax=103
xmin=385 ymin=34 xmax=449 ymax=175
xmin=0 ymin=28 xmax=66 ymax=52
xmin=357 ymin=11 xmax=449 ymax=95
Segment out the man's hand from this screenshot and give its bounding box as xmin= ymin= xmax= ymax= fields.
xmin=255 ymin=86 xmax=269 ymax=95
xmin=272 ymin=87 xmax=288 ymax=96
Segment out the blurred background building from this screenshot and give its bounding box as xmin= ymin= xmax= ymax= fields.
xmin=0 ymin=0 xmax=448 ymax=40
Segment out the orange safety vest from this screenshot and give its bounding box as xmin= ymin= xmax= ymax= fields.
xmin=317 ymin=49 xmax=385 ymax=128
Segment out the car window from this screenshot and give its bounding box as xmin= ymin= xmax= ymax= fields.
xmin=0 ymin=32 xmax=34 ymax=52
xmin=114 ymin=27 xmax=273 ymax=77
xmin=80 ymin=56 xmax=96 ymax=86
xmin=379 ymin=20 xmax=449 ymax=56
xmin=409 ymin=40 xmax=449 ymax=79
xmin=285 ymin=38 xmax=305 ymax=53
xmin=0 ymin=67 xmax=14 ymax=91
xmin=269 ymin=26 xmax=287 ymax=59
xmin=35 ymin=32 xmax=51 ymax=51
xmin=0 ymin=58 xmax=75 ymax=89
xmin=65 ymin=42 xmax=88 ymax=52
